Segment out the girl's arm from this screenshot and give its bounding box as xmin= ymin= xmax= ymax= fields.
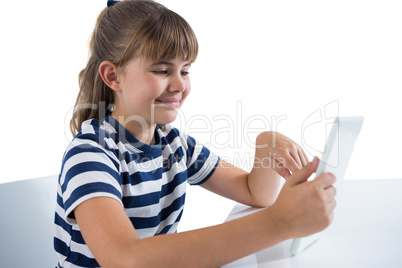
xmin=202 ymin=131 xmax=310 ymax=207
xmin=75 ymin=157 xmax=336 ymax=268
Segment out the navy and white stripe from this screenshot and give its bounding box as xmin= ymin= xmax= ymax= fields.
xmin=54 ymin=115 xmax=219 ymax=267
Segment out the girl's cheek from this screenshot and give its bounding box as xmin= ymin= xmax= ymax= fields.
xmin=184 ymin=83 xmax=191 ymax=98
xmin=182 ymin=89 xmax=190 ymax=104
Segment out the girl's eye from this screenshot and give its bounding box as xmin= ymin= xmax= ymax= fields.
xmin=153 ymin=70 xmax=168 ymax=75
xmin=152 ymin=70 xmax=190 ymax=76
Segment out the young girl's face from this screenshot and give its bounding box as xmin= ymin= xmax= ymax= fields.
xmin=113 ymin=57 xmax=192 ymax=127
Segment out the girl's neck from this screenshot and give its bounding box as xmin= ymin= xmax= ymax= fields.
xmin=111 ymin=112 xmax=156 ymax=145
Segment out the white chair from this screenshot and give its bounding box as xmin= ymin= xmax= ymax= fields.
xmin=0 ymin=175 xmax=58 ymax=267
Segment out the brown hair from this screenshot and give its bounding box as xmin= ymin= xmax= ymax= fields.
xmin=70 ymin=0 xmax=198 ymax=135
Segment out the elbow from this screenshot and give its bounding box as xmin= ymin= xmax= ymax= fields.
xmin=249 ymin=193 xmax=278 ymax=208
xmin=252 ymin=199 xmax=276 ymax=209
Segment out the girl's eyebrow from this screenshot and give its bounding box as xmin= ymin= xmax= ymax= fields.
xmin=151 ymin=61 xmax=192 ymax=67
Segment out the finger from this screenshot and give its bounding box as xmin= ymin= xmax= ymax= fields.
xmin=283 ymin=152 xmax=302 ymax=173
xmin=323 ymin=200 xmax=336 ymax=226
xmin=272 ymin=157 xmax=292 ymax=179
xmin=286 ymin=156 xmax=319 ymax=186
xmin=289 ymin=150 xmax=303 ymax=170
xmin=314 ymin=172 xmax=337 ymax=189
xmin=328 ymin=197 xmax=337 ymax=211
xmin=319 ymin=185 xmax=337 ymax=206
xmin=324 ymin=198 xmax=337 ymax=223
xmin=324 ymin=185 xmax=337 ymax=199
xmin=275 ymin=166 xmax=292 ymax=180
xmin=299 ymin=149 xmax=309 ymax=167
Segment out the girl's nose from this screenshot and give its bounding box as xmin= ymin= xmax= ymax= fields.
xmin=168 ymin=74 xmax=186 ymax=93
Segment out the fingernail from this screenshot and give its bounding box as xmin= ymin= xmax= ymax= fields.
xmin=311 ymin=156 xmax=319 ymax=165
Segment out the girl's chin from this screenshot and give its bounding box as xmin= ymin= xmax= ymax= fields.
xmin=153 ymin=109 xmax=180 ymax=125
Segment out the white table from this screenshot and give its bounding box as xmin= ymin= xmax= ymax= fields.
xmin=223 ymin=179 xmax=402 ymax=268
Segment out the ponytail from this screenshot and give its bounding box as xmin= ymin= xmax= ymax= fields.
xmin=69 ymin=8 xmax=113 ymax=136
xmin=70 ymin=54 xmax=114 ymax=136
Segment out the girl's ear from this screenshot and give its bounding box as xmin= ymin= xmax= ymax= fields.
xmin=99 ymin=61 xmax=121 ymax=92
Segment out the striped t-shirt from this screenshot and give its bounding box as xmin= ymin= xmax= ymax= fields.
xmin=54 ymin=115 xmax=219 ymax=267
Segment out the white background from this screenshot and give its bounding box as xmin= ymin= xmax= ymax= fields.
xmin=1 ymin=0 xmax=401 ymax=231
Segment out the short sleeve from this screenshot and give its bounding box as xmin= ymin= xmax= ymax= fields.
xmin=59 ymin=136 xmax=123 ymax=224
xmin=183 ymin=134 xmax=220 ymax=185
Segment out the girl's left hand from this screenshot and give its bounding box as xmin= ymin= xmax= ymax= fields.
xmin=255 ymin=131 xmax=310 ymax=179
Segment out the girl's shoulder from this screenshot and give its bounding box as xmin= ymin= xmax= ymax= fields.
xmin=65 ymin=118 xmax=118 ymax=158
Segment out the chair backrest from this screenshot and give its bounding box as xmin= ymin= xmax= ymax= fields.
xmin=0 ymin=175 xmax=58 ymax=267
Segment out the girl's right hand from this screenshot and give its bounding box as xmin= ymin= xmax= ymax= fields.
xmin=267 ymin=156 xmax=337 ymax=239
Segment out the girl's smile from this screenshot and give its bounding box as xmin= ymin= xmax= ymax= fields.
xmin=155 ymin=97 xmax=182 ymax=109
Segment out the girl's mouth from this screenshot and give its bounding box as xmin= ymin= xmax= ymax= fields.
xmin=155 ymin=98 xmax=181 ymax=109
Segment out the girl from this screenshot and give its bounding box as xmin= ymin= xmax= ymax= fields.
xmin=54 ymin=0 xmax=336 ymax=267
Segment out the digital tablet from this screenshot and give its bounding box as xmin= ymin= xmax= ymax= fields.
xmin=290 ymin=116 xmax=364 ymax=255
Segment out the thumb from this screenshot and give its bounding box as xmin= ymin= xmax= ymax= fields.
xmin=286 ymin=156 xmax=319 ymax=186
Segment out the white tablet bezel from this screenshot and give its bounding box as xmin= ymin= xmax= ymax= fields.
xmin=290 ymin=116 xmax=364 ymax=255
